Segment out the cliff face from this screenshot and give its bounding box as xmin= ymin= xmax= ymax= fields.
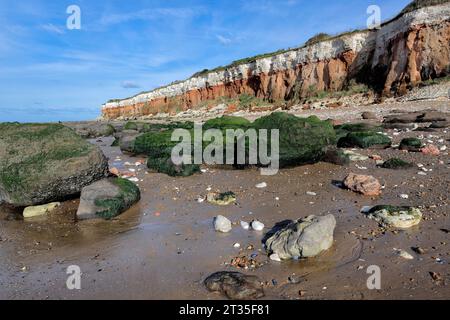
xmin=102 ymin=3 xmax=450 ymax=119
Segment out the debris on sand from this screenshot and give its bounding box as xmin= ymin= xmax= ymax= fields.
xmin=395 ymin=249 xmax=414 ymax=260
xmin=207 ymin=192 xmax=236 ymax=206
xmin=343 ymin=173 xmax=382 ymax=196
xmin=421 ymin=144 xmax=440 ymax=156
xmin=265 ymin=215 xmax=336 ymax=260
xmin=365 ymin=205 xmax=422 ymax=229
xmin=214 ymin=215 xmax=232 ymax=233
xmin=204 ymin=271 xmax=264 ymax=300
xmin=23 ymin=202 xmax=61 ymax=219
xmin=230 ymin=256 xmax=261 ymax=269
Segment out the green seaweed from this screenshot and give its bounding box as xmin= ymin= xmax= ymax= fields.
xmin=381 ymin=158 xmax=413 ymax=170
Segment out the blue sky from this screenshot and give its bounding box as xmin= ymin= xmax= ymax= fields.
xmin=0 ymin=0 xmax=412 ymax=122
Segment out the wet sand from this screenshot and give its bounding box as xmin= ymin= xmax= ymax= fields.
xmin=0 ymin=101 xmax=449 ymax=300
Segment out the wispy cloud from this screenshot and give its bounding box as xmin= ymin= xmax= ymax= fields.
xmin=40 ymin=23 xmax=65 ymax=35
xmin=216 ymin=34 xmax=232 ymax=45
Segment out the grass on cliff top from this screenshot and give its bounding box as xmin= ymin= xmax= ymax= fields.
xmin=399 ymin=0 xmax=450 ymax=15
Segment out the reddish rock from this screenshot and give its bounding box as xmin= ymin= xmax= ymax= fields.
xmin=109 ymin=167 xmax=120 ymax=176
xmin=343 ymin=173 xmax=382 ymax=196
xmin=421 ymin=144 xmax=440 ymax=156
xmin=370 ymin=155 xmax=382 ymax=161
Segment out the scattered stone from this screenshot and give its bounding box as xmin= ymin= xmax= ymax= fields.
xmin=381 ymin=158 xmax=413 ymax=170
xmin=383 ymin=113 xmax=420 ymax=124
xmin=77 ymin=177 xmax=141 ymax=220
xmin=251 ymin=220 xmax=265 ymax=231
xmin=365 ymin=206 xmax=422 ymax=229
xmin=204 ymin=271 xmax=264 ymax=300
xmin=412 ymin=247 xmax=425 ymax=255
xmin=265 ymin=215 xmax=336 ymax=260
xmin=207 ymin=192 xmax=236 ymax=206
xmin=255 ymin=182 xmax=267 ymax=189
xmin=429 ymin=121 xmax=449 ymax=129
xmin=109 ymin=167 xmax=120 ymax=176
xmin=233 ymin=243 xmax=241 ymax=248
xmin=240 ymin=221 xmax=250 ymax=230
xmin=417 ymin=111 xmax=448 ymax=123
xmin=395 ymin=249 xmax=414 ymax=260
xmin=399 ymin=194 xmax=409 ymax=199
xmin=429 ymin=272 xmax=442 ymax=282
xmin=23 ymin=202 xmax=60 ymax=219
xmin=343 ymin=173 xmax=382 ymax=196
xmin=421 ymin=144 xmax=440 ymax=156
xmin=343 ymin=150 xmax=369 ymax=162
xmin=214 ymin=215 xmax=232 ymax=233
xmin=306 ymin=191 xmax=317 ymax=196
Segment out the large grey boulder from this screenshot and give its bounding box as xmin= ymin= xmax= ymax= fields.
xmin=77 ymin=177 xmax=141 ymax=220
xmin=265 ymin=214 xmax=336 ymax=260
xmin=0 ymin=123 xmax=109 ymax=207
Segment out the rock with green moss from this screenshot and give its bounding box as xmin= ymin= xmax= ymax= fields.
xmin=338 ymin=131 xmax=391 ymax=149
xmin=207 ymin=191 xmax=237 ymax=206
xmin=399 ymin=138 xmax=423 ymax=152
xmin=381 ymin=158 xmax=413 ymax=169
xmin=0 ymin=123 xmax=109 ymax=207
xmin=119 ymin=130 xmax=142 ymax=153
xmin=124 ymin=121 xmax=139 ymax=131
xmin=203 ymin=116 xmax=252 ymax=131
xmin=147 ymin=156 xmax=200 ymax=177
xmin=365 ymin=205 xmax=422 ymax=229
xmin=253 ymin=112 xmax=336 ymax=167
xmin=77 ymin=177 xmax=140 ymax=220
xmin=334 ymin=123 xmax=381 ymax=141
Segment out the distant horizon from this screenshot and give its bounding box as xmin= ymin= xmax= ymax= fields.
xmin=0 ymin=0 xmax=411 ymax=122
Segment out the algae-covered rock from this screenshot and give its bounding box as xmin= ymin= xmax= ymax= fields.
xmin=0 ymin=123 xmax=109 ymax=207
xmin=133 ymin=131 xmax=177 ymax=157
xmin=381 ymin=158 xmax=413 ymax=169
xmin=338 ymin=131 xmax=391 ymax=149
xmin=207 ymin=192 xmax=236 ymax=206
xmin=334 ymin=123 xmax=381 ymax=140
xmin=147 ymin=156 xmax=200 ymax=177
xmin=77 ymin=177 xmax=140 ymax=220
xmin=119 ymin=130 xmax=141 ymax=153
xmin=203 ymin=116 xmax=252 ymax=131
xmin=124 ymin=121 xmax=139 ymax=131
xmin=253 ymin=112 xmax=336 ymax=167
xmin=365 ymin=205 xmax=422 ymax=229
xmin=399 ymin=138 xmax=423 ymax=152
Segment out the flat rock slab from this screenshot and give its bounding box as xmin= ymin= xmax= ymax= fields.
xmin=366 ymin=206 xmax=422 ymax=229
xmin=204 ymin=271 xmax=264 ymax=300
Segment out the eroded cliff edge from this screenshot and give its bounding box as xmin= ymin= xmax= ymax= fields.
xmin=102 ymin=2 xmax=450 ymax=120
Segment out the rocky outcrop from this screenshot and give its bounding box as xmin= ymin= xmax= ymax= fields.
xmin=102 ymin=3 xmax=450 ymax=119
xmin=0 ymin=123 xmax=109 ymax=207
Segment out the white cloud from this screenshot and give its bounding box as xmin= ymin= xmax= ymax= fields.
xmin=40 ymin=23 xmax=65 ymax=35
xmin=216 ymin=35 xmax=232 ymax=45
